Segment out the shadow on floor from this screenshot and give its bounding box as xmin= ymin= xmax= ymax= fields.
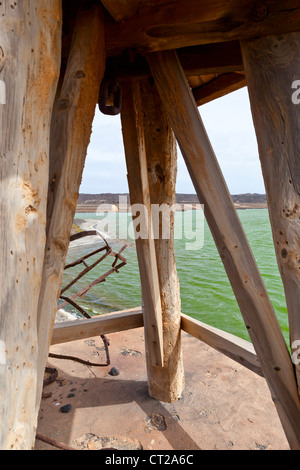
xmin=37 ymin=365 xmax=201 ymax=450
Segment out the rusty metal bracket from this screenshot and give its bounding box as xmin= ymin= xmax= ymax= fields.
xmin=48 ymin=333 xmax=111 ymax=368
xmin=98 ymin=77 xmax=122 ymax=115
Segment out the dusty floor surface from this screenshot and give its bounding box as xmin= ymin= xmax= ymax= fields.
xmin=35 ymin=328 xmax=289 ymax=451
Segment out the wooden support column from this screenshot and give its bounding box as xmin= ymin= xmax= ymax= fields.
xmin=139 ymin=77 xmax=184 ymax=402
xmin=0 ymin=1 xmax=62 ymax=449
xmin=35 ymin=5 xmax=106 ymax=410
xmin=240 ymin=33 xmax=300 ymax=393
xmin=121 ymin=79 xmax=164 ymax=373
xmin=147 ymin=50 xmax=300 ymax=449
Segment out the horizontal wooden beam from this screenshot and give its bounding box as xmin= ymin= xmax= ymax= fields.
xmin=51 ymin=307 xmax=143 ymax=345
xmin=105 ymin=43 xmax=245 ymax=107
xmin=104 ymin=0 xmax=300 ymax=56
xmin=179 ymin=41 xmax=244 ymax=76
xmin=106 ymin=41 xmax=243 ymax=80
xmin=51 ymin=306 xmax=262 ymax=377
xmin=181 ymin=313 xmax=262 ymax=377
xmin=193 ymin=72 xmax=246 ymax=106
xmin=101 ymin=0 xmax=141 ymax=22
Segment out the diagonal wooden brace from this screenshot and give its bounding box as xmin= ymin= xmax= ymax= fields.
xmin=121 ymin=79 xmax=164 ymax=368
xmin=147 ymin=49 xmax=300 ymax=449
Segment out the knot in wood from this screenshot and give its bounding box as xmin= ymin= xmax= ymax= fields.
xmin=249 ymin=1 xmax=269 ymax=22
xmin=57 ymin=98 xmax=70 ymax=111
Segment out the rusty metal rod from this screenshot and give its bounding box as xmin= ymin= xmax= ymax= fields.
xmin=36 ymin=432 xmax=76 ymax=451
xmin=64 ymin=245 xmax=108 ymax=270
xmin=60 ymin=249 xmax=112 ymax=294
xmin=48 ymin=332 xmax=111 ymax=366
xmin=58 ymin=249 xmax=127 ymax=311
xmin=59 ymin=295 xmax=92 ymax=319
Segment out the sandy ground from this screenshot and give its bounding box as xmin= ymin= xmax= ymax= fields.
xmin=35 ymin=327 xmax=289 ymax=451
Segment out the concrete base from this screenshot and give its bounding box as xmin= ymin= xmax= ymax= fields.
xmin=35 ymin=328 xmax=289 ymax=450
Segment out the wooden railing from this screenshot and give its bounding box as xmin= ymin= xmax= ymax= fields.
xmin=51 ymin=307 xmax=263 ymax=377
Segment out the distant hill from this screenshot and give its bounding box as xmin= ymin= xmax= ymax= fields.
xmin=231 ymin=193 xmax=267 ymax=204
xmin=78 ymin=193 xmax=129 ymax=205
xmin=76 ymin=193 xmax=267 ymax=212
xmin=78 ymin=192 xmax=267 ymax=206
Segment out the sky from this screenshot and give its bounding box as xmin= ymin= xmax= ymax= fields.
xmin=79 ymin=86 xmax=265 ymax=195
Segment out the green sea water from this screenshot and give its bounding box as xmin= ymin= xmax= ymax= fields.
xmin=60 ymin=208 xmax=289 ymax=346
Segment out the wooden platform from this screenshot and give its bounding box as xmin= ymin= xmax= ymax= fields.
xmin=36 ymin=328 xmax=288 ymax=451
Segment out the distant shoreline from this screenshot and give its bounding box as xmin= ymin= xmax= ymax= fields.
xmin=76 ymin=193 xmax=267 ymax=213
xmin=75 ymin=203 xmax=268 ymax=213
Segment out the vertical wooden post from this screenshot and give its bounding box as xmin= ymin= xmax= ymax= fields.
xmin=140 ymin=77 xmax=184 ymax=402
xmin=35 ymin=4 xmax=106 ymax=410
xmin=147 ymin=50 xmax=300 ymax=449
xmin=121 ymin=79 xmax=164 ymax=370
xmin=0 ymin=1 xmax=62 ymax=449
xmin=241 ymin=33 xmax=300 ymax=392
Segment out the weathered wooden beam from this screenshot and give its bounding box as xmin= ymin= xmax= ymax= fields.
xmin=51 ymin=308 xmax=143 ymax=345
xmin=52 ymin=307 xmax=263 ymax=378
xmin=0 ymin=0 xmax=62 ymax=450
xmin=181 ymin=314 xmax=263 ymax=377
xmin=139 ymin=77 xmax=184 ymax=402
xmin=35 ymin=4 xmax=106 ymax=412
xmin=241 ymin=33 xmax=300 ymax=392
xmin=147 ymin=49 xmax=300 ymax=450
xmin=193 ymin=72 xmax=246 ymax=106
xmin=105 ymin=0 xmax=300 ymax=56
xmin=121 ymin=79 xmax=164 ymax=368
xmin=101 ymin=0 xmax=142 ymax=22
xmin=106 ymin=41 xmax=244 ymax=80
xmin=178 ymin=41 xmax=244 ymax=76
